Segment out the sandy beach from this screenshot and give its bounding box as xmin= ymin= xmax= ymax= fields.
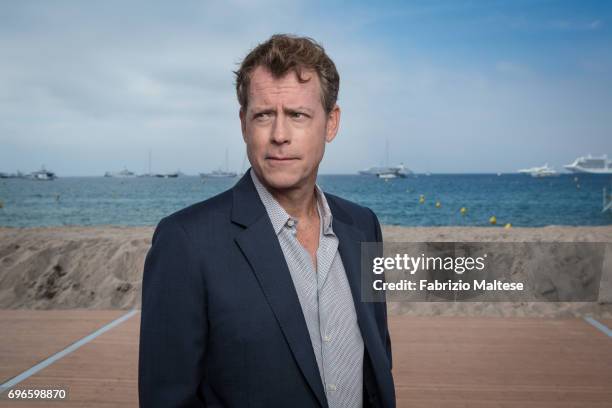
xmin=0 ymin=225 xmax=611 ymax=317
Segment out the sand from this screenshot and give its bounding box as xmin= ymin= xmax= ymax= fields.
xmin=0 ymin=226 xmax=152 ymax=310
xmin=0 ymin=225 xmax=611 ymax=317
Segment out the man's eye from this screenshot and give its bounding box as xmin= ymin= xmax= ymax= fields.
xmin=291 ymin=112 xmax=306 ymax=119
xmin=254 ymin=112 xmax=270 ymax=120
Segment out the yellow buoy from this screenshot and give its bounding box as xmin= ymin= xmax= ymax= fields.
xmin=489 ymin=215 xmax=497 ymax=225
xmin=460 ymin=207 xmax=467 ymax=215
xmin=435 ymin=201 xmax=441 ymax=208
xmin=419 ymin=194 xmax=425 ymax=204
xmin=504 ymin=223 xmax=512 ymax=229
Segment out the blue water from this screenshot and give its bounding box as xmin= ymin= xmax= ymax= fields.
xmin=0 ymin=174 xmax=610 ymax=227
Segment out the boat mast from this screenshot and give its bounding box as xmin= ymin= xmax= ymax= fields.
xmin=385 ymin=138 xmax=389 ymax=167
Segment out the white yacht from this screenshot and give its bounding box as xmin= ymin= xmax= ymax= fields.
xmin=104 ymin=168 xmax=136 ymax=178
xmin=360 ymin=163 xmax=412 ymax=178
xmin=518 ymin=164 xmax=558 ymax=177
xmin=359 ymin=166 xmax=393 ymax=176
xmin=28 ymin=166 xmax=56 ymax=180
xmin=530 ymin=165 xmax=558 ymax=177
xmin=518 ymin=164 xmax=546 ymax=174
xmin=564 ymin=155 xmax=612 ymax=174
xmin=200 ymin=169 xmax=238 ymax=178
xmin=359 ymin=138 xmax=413 ymax=178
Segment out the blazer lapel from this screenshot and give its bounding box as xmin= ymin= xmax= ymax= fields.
xmin=231 ymin=171 xmax=328 ymax=408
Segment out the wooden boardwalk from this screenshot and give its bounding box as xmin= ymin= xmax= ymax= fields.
xmin=389 ymin=316 xmax=612 ymax=407
xmin=0 ymin=311 xmax=610 ymax=407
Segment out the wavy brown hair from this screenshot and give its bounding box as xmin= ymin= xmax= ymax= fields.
xmin=235 ymin=34 xmax=340 ymax=114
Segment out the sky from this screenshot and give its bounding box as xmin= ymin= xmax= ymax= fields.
xmin=1 ymin=0 xmax=611 ymax=175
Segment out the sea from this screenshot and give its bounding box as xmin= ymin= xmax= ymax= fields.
xmin=0 ymin=173 xmax=611 ymax=228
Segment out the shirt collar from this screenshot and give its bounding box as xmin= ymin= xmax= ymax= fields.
xmin=314 ymin=183 xmax=335 ymax=236
xmin=250 ymin=169 xmax=335 ymax=236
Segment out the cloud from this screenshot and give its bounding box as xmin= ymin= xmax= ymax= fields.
xmin=0 ymin=1 xmax=610 ymax=175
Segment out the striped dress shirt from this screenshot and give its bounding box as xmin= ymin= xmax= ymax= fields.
xmin=251 ymin=170 xmax=364 ymax=408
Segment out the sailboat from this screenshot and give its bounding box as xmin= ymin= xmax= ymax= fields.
xmin=359 ymin=139 xmax=412 ymax=178
xmin=138 ymin=149 xmax=181 ymax=178
xmin=200 ymin=149 xmax=237 ymax=178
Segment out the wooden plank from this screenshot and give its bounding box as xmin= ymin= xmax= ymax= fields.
xmin=0 ymin=310 xmax=125 ymax=384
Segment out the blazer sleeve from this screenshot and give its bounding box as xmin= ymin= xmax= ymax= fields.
xmin=370 ymin=208 xmax=393 ymax=371
xmin=139 ymin=217 xmax=207 ymax=407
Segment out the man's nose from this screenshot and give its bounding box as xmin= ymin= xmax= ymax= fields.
xmin=270 ymin=115 xmax=290 ymax=144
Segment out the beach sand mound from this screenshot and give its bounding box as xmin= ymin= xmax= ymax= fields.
xmin=0 ymin=226 xmax=152 ymax=309
xmin=0 ymin=225 xmax=610 ymax=317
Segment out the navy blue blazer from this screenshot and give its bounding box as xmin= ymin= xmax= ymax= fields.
xmin=139 ymin=170 xmax=395 ymax=407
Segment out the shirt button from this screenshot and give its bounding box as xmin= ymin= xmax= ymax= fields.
xmin=323 ymin=335 xmax=331 ymax=342
xmin=287 ymin=219 xmax=295 ymax=227
xmin=326 ymin=384 xmax=337 ymax=392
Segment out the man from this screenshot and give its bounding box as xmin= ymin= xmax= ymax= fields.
xmin=139 ymin=34 xmax=395 ymax=407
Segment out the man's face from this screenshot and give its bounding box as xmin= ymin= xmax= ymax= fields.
xmin=240 ymin=66 xmax=340 ymax=192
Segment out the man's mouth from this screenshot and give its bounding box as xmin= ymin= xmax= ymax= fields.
xmin=266 ymin=156 xmax=299 ymax=162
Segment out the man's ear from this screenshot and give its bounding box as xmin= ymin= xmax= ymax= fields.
xmin=239 ymin=108 xmax=247 ymax=143
xmin=325 ymin=104 xmax=340 ymax=143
